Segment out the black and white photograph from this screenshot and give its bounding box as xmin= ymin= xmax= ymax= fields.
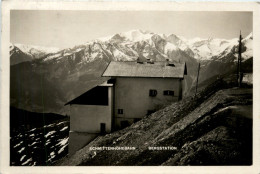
xmin=1 ymin=1 xmax=260 ymax=173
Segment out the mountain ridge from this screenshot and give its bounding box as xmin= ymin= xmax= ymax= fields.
xmin=11 ymin=30 xmax=253 ymax=65
xmin=10 ymin=30 xmax=253 ymax=114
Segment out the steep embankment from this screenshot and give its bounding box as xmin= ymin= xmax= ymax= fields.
xmin=59 ymin=77 xmax=252 ymax=166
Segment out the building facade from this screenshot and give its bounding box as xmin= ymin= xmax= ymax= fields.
xmin=65 ymin=84 xmax=113 ymax=155
xmin=66 ymin=60 xmax=187 ymax=155
xmin=113 ymin=77 xmax=183 ymax=129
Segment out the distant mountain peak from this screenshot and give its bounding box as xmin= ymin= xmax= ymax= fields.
xmin=13 ymin=43 xmax=61 ymax=54
xmin=119 ymin=29 xmax=154 ymax=42
xmin=243 ymin=32 xmax=253 ymax=40
xmin=10 ymin=30 xmax=253 ymax=65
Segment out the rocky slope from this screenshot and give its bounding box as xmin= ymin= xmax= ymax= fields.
xmin=10 ymin=30 xmax=253 ymax=114
xmin=10 ymin=107 xmax=69 ymax=166
xmin=58 ymin=76 xmax=252 ymax=166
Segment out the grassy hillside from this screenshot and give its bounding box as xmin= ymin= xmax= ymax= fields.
xmin=58 ymin=75 xmax=252 ymax=166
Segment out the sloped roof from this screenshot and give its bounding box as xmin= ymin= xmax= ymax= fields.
xmin=64 ymin=81 xmax=113 ymax=106
xmin=102 ymin=61 xmax=187 ymax=78
xmin=64 ymin=86 xmax=108 ymax=106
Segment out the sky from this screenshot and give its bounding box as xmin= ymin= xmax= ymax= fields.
xmin=10 ymin=11 xmax=252 ymax=48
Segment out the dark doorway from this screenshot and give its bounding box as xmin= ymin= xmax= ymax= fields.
xmin=100 ymin=123 xmax=106 ymax=135
xmin=120 ymin=120 xmax=129 ymax=129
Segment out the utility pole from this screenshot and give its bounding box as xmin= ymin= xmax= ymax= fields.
xmin=237 ymin=31 xmax=243 ymax=87
xmin=195 ymin=62 xmax=200 ymax=97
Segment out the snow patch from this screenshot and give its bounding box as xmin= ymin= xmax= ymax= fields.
xmin=29 ymin=128 xmax=36 ymax=132
xmin=58 ymin=144 xmax=68 ymax=154
xmin=14 ymin=141 xmax=23 ymax=148
xmin=18 ymin=147 xmax=25 ymax=153
xmin=20 ymin=155 xmax=26 ymax=161
xmin=31 ymin=142 xmax=37 ymax=146
xmin=14 ymin=43 xmax=61 ymax=54
xmin=164 ymin=42 xmax=178 ymax=53
xmin=75 ymin=48 xmax=83 ymax=52
xmin=44 ymin=123 xmax=55 ymax=128
xmin=22 ymin=158 xmax=32 ymax=165
xmin=91 ymin=52 xmax=99 ymax=59
xmin=242 ymin=73 xmax=253 ymax=85
xmin=50 ymin=151 xmax=56 ymax=159
xmin=120 ymin=29 xmax=153 ymax=42
xmin=45 ymin=131 xmax=56 ymax=138
xmin=44 ymin=53 xmax=62 ymax=61
xmin=57 ymin=137 xmax=69 ymax=147
xmin=57 ymin=121 xmax=67 ymax=125
xmin=57 ymin=137 xmax=69 ymax=154
xmin=60 ymin=126 xmax=68 ymax=131
xmin=97 ymin=35 xmax=113 ymax=42
xmin=64 ymin=52 xmax=72 ymax=56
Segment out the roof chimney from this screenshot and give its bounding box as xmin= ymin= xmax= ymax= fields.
xmin=137 ymin=57 xmax=143 ymax=64
xmin=165 ymin=59 xmax=169 ymax=66
xmin=165 ymin=59 xmax=175 ymax=67
xmin=147 ymin=59 xmax=154 ymax=64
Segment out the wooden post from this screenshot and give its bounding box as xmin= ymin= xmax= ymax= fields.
xmin=238 ymin=31 xmax=243 ymax=87
xmin=237 ymin=44 xmax=240 ymax=86
xmin=195 ymin=62 xmax=200 ymax=97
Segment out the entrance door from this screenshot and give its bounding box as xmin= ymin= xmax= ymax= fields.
xmin=100 ymin=123 xmax=106 ymax=135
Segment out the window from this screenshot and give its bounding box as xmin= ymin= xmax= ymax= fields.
xmin=164 ymin=90 xmax=174 ymax=96
xmin=118 ymin=109 xmax=123 ymax=114
xmin=149 ymin=89 xmax=157 ymax=97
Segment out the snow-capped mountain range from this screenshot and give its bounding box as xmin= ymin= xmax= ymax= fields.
xmin=10 ymin=29 xmax=253 ymax=65
xmin=10 ymin=29 xmax=253 ymax=114
xmin=10 ymin=43 xmax=62 ymax=65
xmin=10 ymin=43 xmax=61 ymax=56
xmin=95 ymin=29 xmax=252 ymax=61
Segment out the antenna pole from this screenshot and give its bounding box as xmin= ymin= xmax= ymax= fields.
xmin=195 ymin=62 xmax=200 ymax=97
xmin=238 ymin=31 xmax=243 ymax=87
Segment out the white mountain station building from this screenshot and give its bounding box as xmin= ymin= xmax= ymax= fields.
xmin=65 ymin=59 xmax=187 ymax=155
